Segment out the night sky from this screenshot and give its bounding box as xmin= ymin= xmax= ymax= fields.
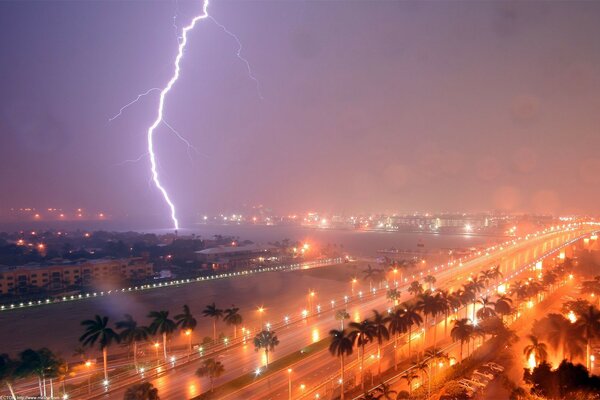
xmin=1 ymin=1 xmax=600 ymax=225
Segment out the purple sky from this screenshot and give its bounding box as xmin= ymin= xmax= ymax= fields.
xmin=1 ymin=1 xmax=600 ymax=225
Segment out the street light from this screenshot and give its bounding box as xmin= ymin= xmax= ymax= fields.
xmin=258 ymin=307 xmax=265 ymax=327
xmin=84 ymin=361 xmax=92 ymax=395
xmin=287 ymin=368 xmax=293 ymax=400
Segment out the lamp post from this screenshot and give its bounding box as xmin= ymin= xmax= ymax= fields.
xmin=85 ymin=361 xmax=92 ymax=395
xmin=288 ymin=368 xmax=292 ymax=400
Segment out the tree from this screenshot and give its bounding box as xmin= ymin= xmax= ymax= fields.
xmin=408 ymin=281 xmax=423 ymax=296
xmin=451 ymin=318 xmax=473 ymax=360
xmin=349 ymin=319 xmax=376 ymax=390
xmin=494 ymin=295 xmax=513 ymax=323
xmin=532 ymin=313 xmax=571 ymax=361
xmin=253 ymin=330 xmax=279 ymax=367
xmin=575 ymin=305 xmax=600 ymax=370
xmin=202 ymin=303 xmax=223 ymax=341
xmin=523 ymin=335 xmax=548 ymax=367
xmin=80 ymin=315 xmax=120 ymax=382
xmin=370 ymin=310 xmax=390 ymax=377
xmin=17 ymin=348 xmax=60 ymax=397
xmin=123 ymin=382 xmax=160 ymax=400
xmin=223 ymin=306 xmax=242 ymax=339
xmin=424 ymin=275 xmax=436 ymax=290
xmin=116 ymin=314 xmax=149 ymax=371
xmin=363 ymin=264 xmax=383 ymax=292
xmin=335 ymin=309 xmax=350 ymax=330
xmin=147 ymin=311 xmax=177 ymax=361
xmin=395 ymin=302 xmax=423 ymax=361
xmin=399 ymin=371 xmax=419 ymax=395
xmin=386 ymin=288 xmax=401 ymax=306
xmin=0 ymin=354 xmax=18 ymax=400
xmin=196 ymin=358 xmax=225 ymax=392
xmin=329 ymin=329 xmax=354 ymax=400
xmin=476 ymin=296 xmax=496 ymax=320
xmin=175 ymin=305 xmax=197 ymax=353
xmin=372 ymin=382 xmax=397 ymax=399
xmin=416 ymin=291 xmax=444 ymax=349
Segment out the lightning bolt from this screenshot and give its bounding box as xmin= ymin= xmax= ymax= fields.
xmin=209 ymin=16 xmax=264 ymax=99
xmin=108 ymin=88 xmax=161 ymax=122
xmin=147 ymin=0 xmax=212 ymax=230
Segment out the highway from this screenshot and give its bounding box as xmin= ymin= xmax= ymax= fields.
xmin=101 ymin=225 xmax=595 ymax=400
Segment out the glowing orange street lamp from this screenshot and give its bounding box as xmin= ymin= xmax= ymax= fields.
xmin=258 ymin=307 xmax=265 ymax=327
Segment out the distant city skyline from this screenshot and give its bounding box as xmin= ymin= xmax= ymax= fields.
xmin=2 ymin=1 xmax=600 ymax=228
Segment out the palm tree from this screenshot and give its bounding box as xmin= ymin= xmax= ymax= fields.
xmin=196 ymin=358 xmax=225 ymax=392
xmin=408 ymin=281 xmax=423 ymax=296
xmin=17 ymin=348 xmax=60 ymax=397
xmin=335 ymin=309 xmax=350 ymax=330
xmin=523 ymin=335 xmax=548 ymax=367
xmin=0 ymin=353 xmax=19 ymax=400
xmin=489 ymin=265 xmax=503 ymax=285
xmin=575 ymin=305 xmax=600 ymax=369
xmin=116 ymin=314 xmax=150 ymax=371
xmin=494 ymin=295 xmax=513 ymax=323
xmin=223 ymin=306 xmax=242 ymax=339
xmin=349 ymin=319 xmax=376 ymax=390
xmin=451 ymin=318 xmax=473 ymax=360
xmin=424 ymin=275 xmax=436 ymax=290
xmin=253 ymin=330 xmax=279 ymax=367
xmin=175 ymin=305 xmax=197 ymax=353
xmin=372 ymin=382 xmax=397 ymax=400
xmin=457 ymin=287 xmax=475 ymax=319
xmin=476 ymin=296 xmax=497 ymax=320
xmin=123 ymin=382 xmax=160 ymax=400
xmin=202 ymin=303 xmax=223 ymax=341
xmin=79 ymin=315 xmax=120 ymax=382
xmin=416 ymin=291 xmax=444 ymax=350
xmin=363 ymin=264 xmax=383 ymax=292
xmin=329 ymin=329 xmax=354 ymax=400
xmin=479 ymin=270 xmax=494 ymax=288
xmin=399 ymin=302 xmax=423 ymax=360
xmin=399 ymin=371 xmax=419 ymax=395
xmin=424 ymin=348 xmax=449 ymax=387
xmin=386 ymin=288 xmax=401 ymax=306
xmin=147 ymin=310 xmax=177 ymax=361
xmin=371 ymin=310 xmax=390 ymax=377
xmin=533 ymin=313 xmax=569 ymax=361
xmin=46 ymin=357 xmax=67 ymax=399
xmin=72 ymin=346 xmax=87 ymax=362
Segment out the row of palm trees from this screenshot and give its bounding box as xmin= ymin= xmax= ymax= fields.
xmin=326 ymin=262 xmax=565 ymax=399
xmin=0 ymin=348 xmax=67 ymax=400
xmin=526 ymin=299 xmax=600 ymax=370
xmin=78 ymin=303 xmax=243 ymax=383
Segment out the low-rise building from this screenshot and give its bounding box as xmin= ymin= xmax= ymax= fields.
xmin=0 ymin=258 xmax=153 ymax=295
xmin=195 ymin=244 xmax=280 ymax=270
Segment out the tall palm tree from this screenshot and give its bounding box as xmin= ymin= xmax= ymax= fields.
xmin=116 ymin=314 xmax=149 ymax=371
xmin=399 ymin=371 xmax=419 ymax=395
xmin=494 ymin=295 xmax=513 ymax=323
xmin=223 ymin=306 xmax=243 ymax=339
xmin=399 ymin=302 xmax=423 ymax=360
xmin=0 ymin=353 xmax=18 ymax=400
xmin=386 ymin=288 xmax=401 ymax=306
xmin=175 ymin=305 xmax=197 ymax=353
xmin=575 ymin=305 xmax=600 ymax=369
xmin=489 ymin=265 xmax=503 ymax=285
xmin=408 ymin=281 xmax=423 ymax=297
xmin=424 ymin=275 xmax=436 ymax=290
xmin=349 ymin=319 xmax=376 ymax=390
xmin=18 ymin=348 xmax=60 ymax=397
xmin=335 ymin=309 xmax=350 ymax=330
xmin=416 ymin=291 xmax=444 ymax=350
xmin=388 ymin=307 xmax=407 ymax=370
xmin=479 ymin=270 xmax=494 ymax=288
xmin=372 ymin=382 xmax=397 ymax=400
xmin=253 ymin=330 xmax=279 ymax=367
xmin=147 ymin=310 xmax=177 ymax=361
xmin=196 ymin=358 xmax=225 ymax=392
xmin=79 ymin=315 xmax=120 ymax=382
xmin=370 ymin=310 xmax=390 ymax=377
xmin=523 ymin=335 xmax=548 ymax=367
xmin=123 ymin=382 xmax=160 ymax=400
xmin=457 ymin=286 xmax=475 ymax=320
xmin=363 ymin=264 xmax=383 ymax=292
xmin=532 ymin=313 xmax=569 ymax=361
xmin=329 ymin=329 xmax=354 ymax=400
xmin=202 ymin=303 xmax=223 ymax=341
xmin=476 ymin=296 xmax=497 ymax=320
xmin=451 ymin=318 xmax=473 ymax=360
